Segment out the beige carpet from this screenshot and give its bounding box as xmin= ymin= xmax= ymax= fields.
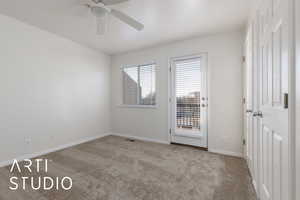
xmin=0 ymin=135 xmax=257 ymax=200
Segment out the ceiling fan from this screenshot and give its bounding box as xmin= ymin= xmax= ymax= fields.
xmin=81 ymin=0 xmax=144 ymax=34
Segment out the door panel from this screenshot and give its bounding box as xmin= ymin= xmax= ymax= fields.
xmin=262 ymin=45 xmax=269 ymax=105
xmin=261 ymin=17 xmax=273 ymax=107
xmin=272 ymin=22 xmax=283 ymax=106
xmin=261 ymin=125 xmax=272 ymax=200
xmin=273 ymin=132 xmax=282 ymax=200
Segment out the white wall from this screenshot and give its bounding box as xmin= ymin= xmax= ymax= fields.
xmin=0 ymin=14 xmax=111 ymax=164
xmin=111 ymin=31 xmax=244 ymax=156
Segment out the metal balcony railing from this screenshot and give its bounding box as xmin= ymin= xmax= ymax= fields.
xmin=176 ymin=103 xmax=201 ymax=130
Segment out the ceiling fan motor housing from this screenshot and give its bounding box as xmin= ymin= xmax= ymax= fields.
xmin=91 ymin=6 xmax=107 ymax=18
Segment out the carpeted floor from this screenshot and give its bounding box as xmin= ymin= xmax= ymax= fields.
xmin=0 ymin=135 xmax=257 ymax=200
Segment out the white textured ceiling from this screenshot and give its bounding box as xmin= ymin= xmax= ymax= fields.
xmin=0 ymin=0 xmax=253 ymax=55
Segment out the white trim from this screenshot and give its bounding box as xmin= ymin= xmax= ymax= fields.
xmin=0 ymin=132 xmax=245 ymax=168
xmin=121 ymin=62 xmax=156 ymax=69
xmin=111 ymin=133 xmax=170 ymax=145
xmin=208 ymin=148 xmax=244 ymax=158
xmin=173 ymin=132 xmax=203 ymax=139
xmin=169 ymin=53 xmax=206 ymax=62
xmin=295 ymin=0 xmax=300 ymax=199
xmin=0 ymin=133 xmax=110 ymax=168
xmin=289 ymin=0 xmax=297 ymax=199
xmin=112 ymin=133 xmax=244 ymax=158
xmin=167 ymin=56 xmax=172 ymax=145
xmin=118 ymin=104 xmax=158 ymax=109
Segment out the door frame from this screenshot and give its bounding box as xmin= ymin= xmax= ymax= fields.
xmin=289 ymin=0 xmax=298 ymax=199
xmin=243 ymin=35 xmax=248 ymax=158
xmin=294 ymin=0 xmax=300 ymax=198
xmin=168 ymin=53 xmax=209 ymax=148
xmin=244 ymin=24 xmax=254 ymax=176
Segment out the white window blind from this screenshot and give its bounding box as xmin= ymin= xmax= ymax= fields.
xmin=175 ymin=57 xmax=201 ymax=130
xmin=122 ymin=64 xmax=156 ymax=106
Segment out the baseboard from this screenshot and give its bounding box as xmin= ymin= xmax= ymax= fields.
xmin=0 ymin=133 xmax=110 ymax=168
xmin=0 ymin=134 xmax=243 ymax=167
xmin=111 ymin=133 xmax=170 ymax=145
xmin=111 ymin=134 xmax=243 ymax=158
xmin=208 ymin=148 xmax=244 ymax=158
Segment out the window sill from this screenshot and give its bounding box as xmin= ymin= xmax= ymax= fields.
xmin=118 ymin=104 xmax=158 ymax=109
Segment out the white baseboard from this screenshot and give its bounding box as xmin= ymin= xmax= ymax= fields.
xmin=111 ymin=133 xmax=170 ymax=145
xmin=0 ymin=133 xmax=243 ymax=168
xmin=208 ymin=148 xmax=244 ymax=158
xmin=111 ymin=134 xmax=244 ymax=158
xmin=0 ymin=133 xmax=110 ymax=168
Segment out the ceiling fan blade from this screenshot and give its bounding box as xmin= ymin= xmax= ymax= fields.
xmin=111 ymin=9 xmax=144 ymax=31
xmin=100 ymin=0 xmax=129 ymax=5
xmin=80 ymin=0 xmax=94 ymax=6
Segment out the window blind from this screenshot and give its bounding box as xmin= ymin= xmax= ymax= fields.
xmin=175 ymin=58 xmax=201 ymax=130
xmin=122 ymin=64 xmax=156 ymax=106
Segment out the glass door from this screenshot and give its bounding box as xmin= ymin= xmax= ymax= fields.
xmin=170 ymin=55 xmax=208 ymax=147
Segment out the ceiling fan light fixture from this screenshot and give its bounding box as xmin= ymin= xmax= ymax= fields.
xmin=96 ymin=13 xmax=109 ymax=35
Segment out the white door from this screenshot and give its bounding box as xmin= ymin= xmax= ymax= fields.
xmin=170 ymin=55 xmax=208 ymax=148
xmin=258 ymin=0 xmax=290 ymax=199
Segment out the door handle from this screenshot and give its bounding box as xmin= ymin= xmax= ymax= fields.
xmin=246 ymin=109 xmax=253 ymax=113
xmin=253 ymin=111 xmax=263 ymax=118
xmin=284 ymin=93 xmax=288 ymax=109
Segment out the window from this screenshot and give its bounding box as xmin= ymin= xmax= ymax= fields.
xmin=122 ymin=64 xmax=156 ymax=106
